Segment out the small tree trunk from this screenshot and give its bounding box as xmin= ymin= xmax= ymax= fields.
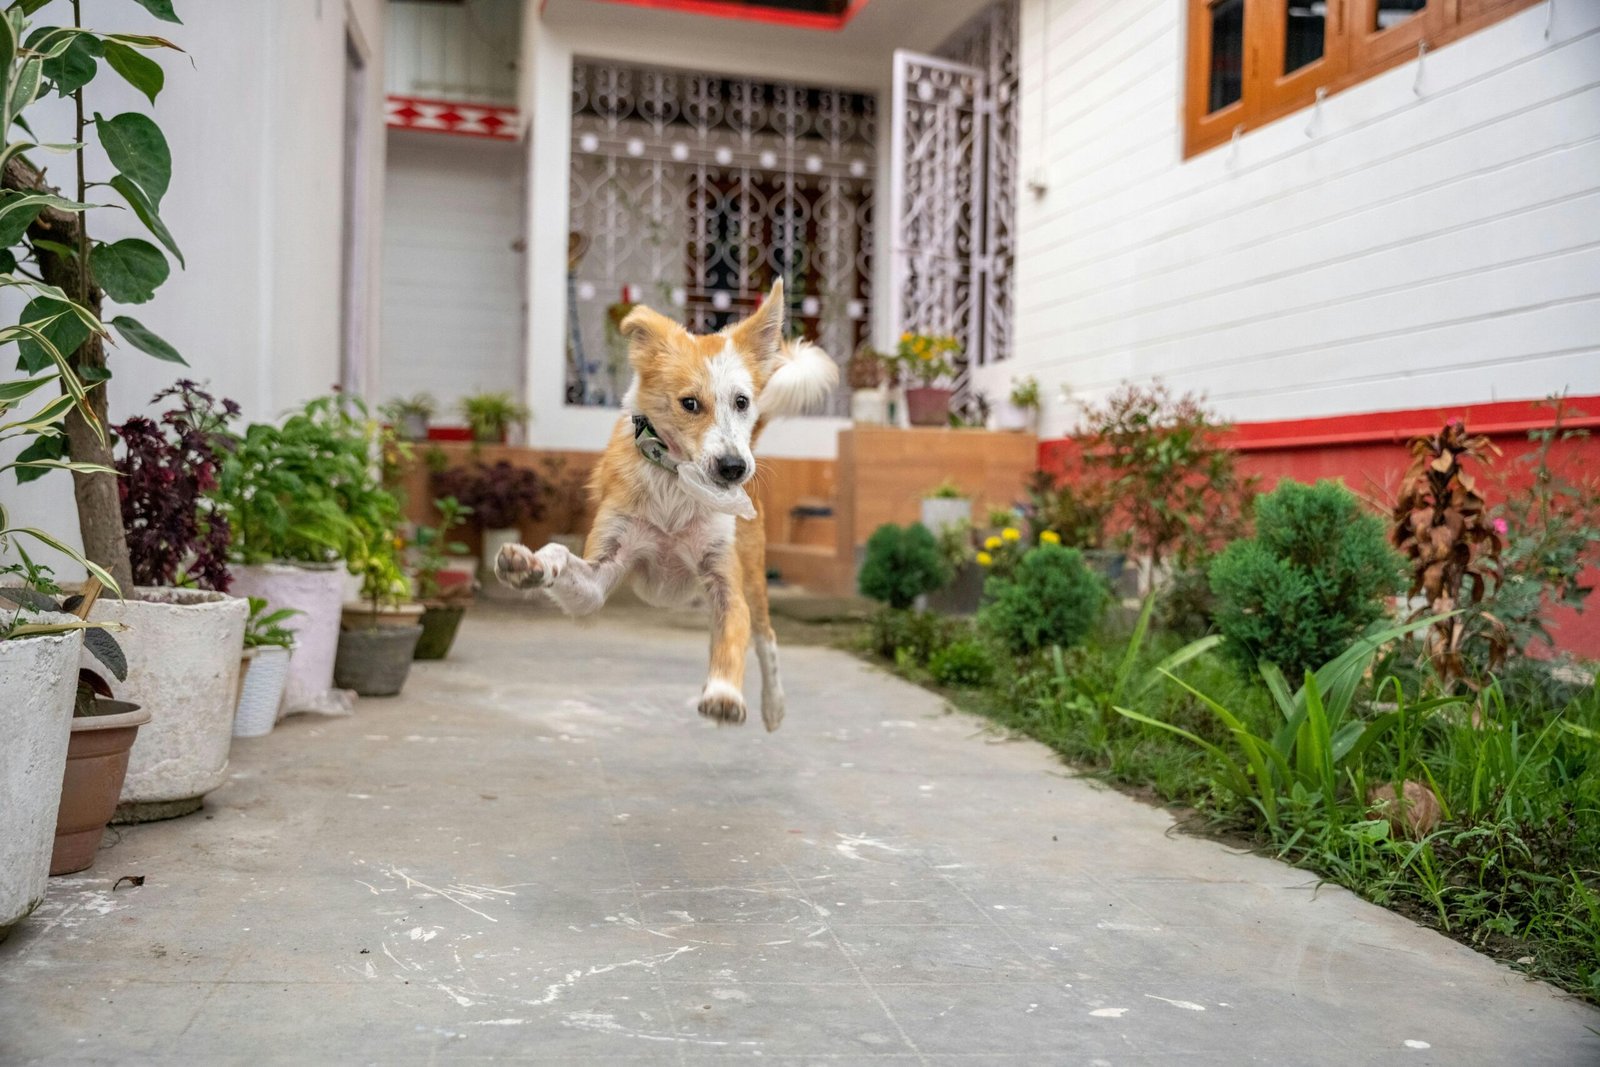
xmin=3 ymin=157 xmax=134 ymax=591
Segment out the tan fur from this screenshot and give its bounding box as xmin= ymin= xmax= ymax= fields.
xmin=494 ymin=280 xmax=824 ymax=731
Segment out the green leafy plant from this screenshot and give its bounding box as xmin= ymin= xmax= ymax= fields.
xmin=459 ymin=391 xmax=530 ymax=444
xmin=410 ymin=496 xmax=470 ymax=602
xmin=866 ymin=606 xmax=959 ymax=664
xmin=242 ymin=596 xmax=298 ymax=650
xmin=893 ymin=332 xmax=961 ymax=387
xmin=928 ymin=479 xmax=965 ymax=500
xmin=929 ymin=639 xmax=995 ymax=687
xmin=1009 ymin=376 xmax=1040 ymax=410
xmin=980 ymin=542 xmax=1106 ymax=655
xmin=1025 ymin=469 xmax=1111 ymax=549
xmin=1080 ymin=383 xmax=1254 ymax=571
xmin=858 ymin=522 xmax=949 ymax=610
xmin=381 ymin=393 xmax=436 ymax=422
xmin=0 ymin=557 xmax=126 ymax=674
xmin=2 ymin=3 xmax=188 ymax=591
xmin=1211 ymin=479 xmax=1404 ymax=683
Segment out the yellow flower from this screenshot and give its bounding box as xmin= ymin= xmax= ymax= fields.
xmin=983 ymin=535 xmax=1002 ymax=551
xmin=976 ymin=551 xmax=993 ymax=567
xmin=1001 ymin=527 xmax=1021 ymax=542
xmin=1039 ymin=530 xmax=1061 ymax=545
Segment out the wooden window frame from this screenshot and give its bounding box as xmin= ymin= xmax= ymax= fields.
xmin=1183 ymin=0 xmax=1546 ymax=159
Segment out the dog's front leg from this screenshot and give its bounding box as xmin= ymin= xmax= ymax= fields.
xmin=697 ymin=556 xmax=750 ymax=726
xmin=495 ymin=534 xmax=630 ymax=617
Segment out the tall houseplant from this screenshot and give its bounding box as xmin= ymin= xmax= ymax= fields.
xmin=4 ymin=1 xmax=189 ymax=592
xmin=96 ymin=378 xmax=248 ymax=822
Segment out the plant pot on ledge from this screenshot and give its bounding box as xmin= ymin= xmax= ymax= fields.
xmin=904 ymin=386 xmax=954 ymax=427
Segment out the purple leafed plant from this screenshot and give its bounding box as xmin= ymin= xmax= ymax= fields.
xmin=430 ymin=461 xmax=545 ymax=530
xmin=115 ymin=380 xmax=241 ymax=591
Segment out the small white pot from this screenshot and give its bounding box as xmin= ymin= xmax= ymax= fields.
xmin=0 ymin=614 xmax=81 ymax=942
xmin=229 ymin=563 xmax=346 ymax=715
xmin=234 ymin=643 xmax=294 ymax=738
xmin=992 ymin=401 xmax=1033 ymax=432
xmin=850 ymin=388 xmax=889 ymax=425
xmin=481 ymin=526 xmax=522 ymax=581
xmin=920 ymin=497 xmax=972 ymax=536
xmin=89 ymin=588 xmax=249 ymax=821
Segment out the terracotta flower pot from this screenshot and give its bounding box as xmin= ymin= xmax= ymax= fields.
xmin=335 ymin=625 xmax=423 ymax=697
xmin=414 ymin=603 xmax=466 ymax=661
xmin=904 ymin=386 xmax=954 ymax=427
xmin=0 ymin=616 xmax=81 ymax=943
xmin=52 ymin=701 xmax=151 ymax=876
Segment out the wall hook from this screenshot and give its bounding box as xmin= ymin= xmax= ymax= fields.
xmin=1226 ymin=123 xmax=1244 ymax=167
xmin=1546 ymin=0 xmax=1556 ymax=40
xmin=1412 ymin=40 xmax=1429 ymax=96
xmin=1304 ymin=87 xmax=1328 ymax=138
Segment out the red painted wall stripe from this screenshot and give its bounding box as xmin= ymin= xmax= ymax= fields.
xmin=574 ymin=0 xmax=871 ymax=31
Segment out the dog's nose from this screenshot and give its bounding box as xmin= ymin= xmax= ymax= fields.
xmin=716 ymin=455 xmax=748 ymax=484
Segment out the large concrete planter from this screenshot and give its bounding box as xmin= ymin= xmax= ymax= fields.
xmin=229 ymin=562 xmax=345 ymax=714
xmin=89 ymin=588 xmax=248 ymax=823
xmin=0 ymin=614 xmax=81 ymax=943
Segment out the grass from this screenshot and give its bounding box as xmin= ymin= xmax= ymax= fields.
xmin=837 ymin=605 xmax=1600 ymax=1004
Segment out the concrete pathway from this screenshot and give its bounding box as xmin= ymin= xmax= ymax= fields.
xmin=2 ymin=605 xmax=1596 ymax=1065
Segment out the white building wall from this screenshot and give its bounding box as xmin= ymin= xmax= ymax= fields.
xmin=386 ymin=0 xmax=519 ymax=103
xmin=2 ymin=0 xmax=388 ymax=574
xmin=989 ymin=0 xmax=1600 ymax=438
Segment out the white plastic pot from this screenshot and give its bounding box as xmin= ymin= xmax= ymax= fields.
xmin=850 ymin=388 xmax=889 ymax=425
xmin=234 ymin=643 xmax=294 ymax=738
xmin=992 ymin=401 xmax=1034 ymax=433
xmin=229 ymin=563 xmax=346 ymax=715
xmin=920 ymin=497 xmax=972 ymax=536
xmin=88 ymin=588 xmax=248 ymax=821
xmin=0 ymin=614 xmax=82 ymax=942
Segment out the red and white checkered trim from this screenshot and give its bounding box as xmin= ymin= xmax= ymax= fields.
xmin=386 ymin=95 xmax=519 ymax=141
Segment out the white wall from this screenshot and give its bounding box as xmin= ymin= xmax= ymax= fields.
xmin=993 ymin=0 xmax=1600 ymax=438
xmin=2 ymin=0 xmax=388 ymax=574
xmin=379 ymin=130 xmax=525 ymax=411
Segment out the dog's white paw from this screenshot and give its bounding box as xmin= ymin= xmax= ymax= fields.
xmin=698 ymin=679 xmax=747 ymax=726
xmin=495 ymin=543 xmax=557 ymax=589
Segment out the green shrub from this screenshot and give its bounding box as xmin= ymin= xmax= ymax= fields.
xmin=867 ymin=608 xmax=957 ymax=664
xmin=929 ymin=640 xmax=995 ymax=687
xmin=858 ymin=523 xmax=949 ymax=609
xmin=980 ymin=543 xmax=1106 ymax=654
xmin=1209 ymin=480 xmax=1403 ymax=681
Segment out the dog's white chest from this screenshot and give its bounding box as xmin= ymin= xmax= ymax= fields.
xmin=621 ymin=510 xmax=735 ymax=608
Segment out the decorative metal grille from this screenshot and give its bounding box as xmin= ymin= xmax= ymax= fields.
xmin=566 ymin=58 xmax=876 ymax=410
xmin=888 ymin=0 xmax=1018 ymax=402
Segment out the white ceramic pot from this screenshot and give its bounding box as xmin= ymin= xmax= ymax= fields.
xmin=920 ymin=497 xmax=972 ymax=536
xmin=0 ymin=614 xmax=81 ymax=943
xmin=89 ymin=588 xmax=248 ymax=821
xmin=481 ymin=526 xmax=522 ymax=582
xmin=992 ymin=401 xmax=1032 ymax=432
xmin=229 ymin=563 xmax=346 ymax=715
xmin=234 ymin=643 xmax=294 ymax=738
xmin=850 ymin=388 xmax=889 ymax=425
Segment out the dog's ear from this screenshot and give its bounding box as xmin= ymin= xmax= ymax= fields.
xmin=728 ymin=279 xmax=785 ymax=374
xmin=620 ymin=304 xmax=688 ymax=374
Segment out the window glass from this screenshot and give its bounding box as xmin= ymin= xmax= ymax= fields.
xmin=1376 ymin=0 xmax=1427 ymax=30
xmin=1285 ymin=1 xmax=1327 ymax=73
xmin=1208 ymin=0 xmax=1245 ymax=112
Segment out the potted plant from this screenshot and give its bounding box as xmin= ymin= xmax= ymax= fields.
xmin=411 ymin=497 xmax=472 ymax=660
xmin=539 ymin=456 xmax=590 ymax=555
xmin=846 ymin=345 xmax=891 ymax=425
xmin=894 ymin=333 xmax=961 ymax=427
xmin=381 ymin=393 xmax=436 ymax=443
xmin=1025 ymin=469 xmax=1127 ymax=588
xmin=216 ymin=395 xmax=381 ymax=715
xmin=920 ymin=479 xmax=972 ymax=537
xmin=995 ymin=376 xmax=1040 ymax=432
xmin=459 ymin=390 xmax=530 ymax=444
xmin=233 ymin=598 xmax=299 ymax=738
xmin=53 ymin=665 xmax=149 ymax=876
xmin=431 ymin=460 xmax=545 ymax=582
xmin=93 ymin=381 xmax=249 ymax=823
xmin=335 ymin=540 xmax=424 ymax=697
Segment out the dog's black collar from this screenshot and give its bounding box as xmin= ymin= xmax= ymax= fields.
xmin=632 ymin=414 xmax=679 ymax=473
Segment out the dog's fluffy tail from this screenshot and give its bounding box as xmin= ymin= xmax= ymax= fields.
xmin=762 ymin=340 xmax=840 ymax=417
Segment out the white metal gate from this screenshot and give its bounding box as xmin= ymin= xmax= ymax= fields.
xmin=890 ymin=0 xmax=1018 ymax=396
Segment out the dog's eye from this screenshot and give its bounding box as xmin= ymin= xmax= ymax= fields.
xmin=734 ymin=395 xmax=750 ymax=413
xmin=680 ymin=397 xmax=700 ymax=413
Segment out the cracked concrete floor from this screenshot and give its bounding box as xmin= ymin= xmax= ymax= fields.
xmin=2 ymin=603 xmax=1597 ymax=1065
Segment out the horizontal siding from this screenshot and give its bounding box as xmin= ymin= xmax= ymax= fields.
xmin=1000 ymin=0 xmax=1600 ymax=434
